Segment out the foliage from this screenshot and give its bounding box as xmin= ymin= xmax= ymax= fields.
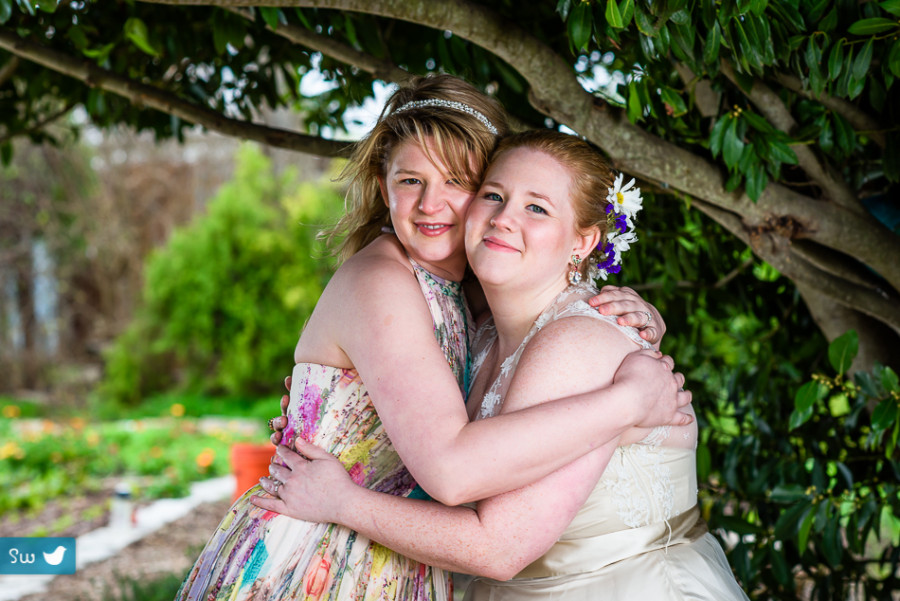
xmin=98 ymin=144 xmax=342 ymax=403
xmin=694 ymin=327 xmax=900 ymax=599
xmin=0 ymin=0 xmax=896 ymax=366
xmin=0 ymin=408 xmax=263 ymax=515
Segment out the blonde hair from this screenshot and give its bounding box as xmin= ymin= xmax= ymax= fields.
xmin=325 ymin=75 xmax=509 ymax=261
xmin=490 ymin=130 xmax=615 ymax=277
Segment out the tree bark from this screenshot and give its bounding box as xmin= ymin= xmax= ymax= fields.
xmin=796 ymin=282 xmax=900 ymax=373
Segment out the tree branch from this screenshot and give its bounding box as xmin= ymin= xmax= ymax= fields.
xmin=133 ymin=0 xmax=900 ymax=299
xmin=0 ymin=101 xmax=77 ymax=145
xmin=775 ymin=72 xmax=886 ymax=149
xmin=690 ymin=198 xmax=900 ymax=335
xmin=0 ymin=27 xmax=349 ymax=158
xmin=719 ymin=61 xmax=862 ymax=215
xmin=0 ymin=55 xmax=19 ymax=87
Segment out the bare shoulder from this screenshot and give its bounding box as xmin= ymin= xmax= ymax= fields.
xmin=294 ymin=235 xmax=431 ymax=364
xmin=504 ymin=315 xmax=641 ymax=413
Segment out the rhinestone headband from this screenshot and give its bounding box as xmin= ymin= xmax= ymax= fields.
xmin=392 ymin=99 xmax=499 ymax=135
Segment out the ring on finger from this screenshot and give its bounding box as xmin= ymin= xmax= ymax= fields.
xmin=271 ymin=478 xmax=282 ymax=496
xmin=639 ymin=311 xmax=652 ymax=329
xmin=267 ymin=417 xmax=277 ymax=432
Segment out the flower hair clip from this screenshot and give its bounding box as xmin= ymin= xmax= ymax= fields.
xmin=591 ymin=173 xmax=643 ymax=281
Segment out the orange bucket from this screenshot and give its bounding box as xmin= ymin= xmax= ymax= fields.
xmin=229 ymin=443 xmax=274 ymax=502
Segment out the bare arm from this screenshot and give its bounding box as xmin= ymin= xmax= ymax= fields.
xmin=254 ymin=319 xmax=678 ymax=578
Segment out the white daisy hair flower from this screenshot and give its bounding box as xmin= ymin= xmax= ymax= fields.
xmin=589 ymin=173 xmax=644 ymax=281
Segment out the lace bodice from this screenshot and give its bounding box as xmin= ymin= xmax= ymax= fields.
xmin=470 ymin=283 xmax=653 ymax=420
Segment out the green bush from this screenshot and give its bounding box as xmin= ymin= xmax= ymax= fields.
xmin=99 ymin=145 xmax=342 ymax=404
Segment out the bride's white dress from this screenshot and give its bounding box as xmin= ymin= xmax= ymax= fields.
xmin=463 ymin=284 xmax=749 ymax=601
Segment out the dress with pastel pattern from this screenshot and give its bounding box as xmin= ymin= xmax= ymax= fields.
xmin=175 ymin=258 xmax=470 ymax=601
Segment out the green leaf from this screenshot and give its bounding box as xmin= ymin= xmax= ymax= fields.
xmin=827 ymin=40 xmax=844 ymax=80
xmin=709 ymin=116 xmax=729 ymax=157
xmin=742 ymin=111 xmax=775 ymax=134
xmin=848 ymin=17 xmax=898 ymax=35
xmin=606 ymin=0 xmax=624 ymax=29
xmin=0 ymin=0 xmax=11 ymax=24
xmin=82 ymin=42 xmax=115 ymax=64
xmin=627 ymin=83 xmax=643 ymax=123
xmin=750 ymin=0 xmax=768 ymax=15
xmin=770 ymin=140 xmax=799 ymax=164
xmin=882 ymin=366 xmax=899 ymax=392
xmin=704 ymin=21 xmax=722 ymax=66
xmin=832 ymin=113 xmax=856 ymax=157
xmin=872 ymin=399 xmax=899 ymax=432
xmin=124 ymin=17 xmax=160 ymax=58
xmin=888 ymin=39 xmax=900 ymax=79
xmin=619 ymin=0 xmax=634 ymax=27
xmin=797 ymin=501 xmax=816 ymax=551
xmin=634 ymin=6 xmax=656 ymax=35
xmin=852 ymin=38 xmax=874 ymax=81
xmin=882 ymin=0 xmax=900 ymax=16
xmin=259 ymin=7 xmax=281 ymax=30
xmin=568 ymin=1 xmax=593 ymax=51
xmin=790 ymin=380 xmax=826 ymax=430
xmin=771 ymin=484 xmax=807 ymax=503
xmin=723 ymin=117 xmax=744 ymax=169
xmin=828 ymin=330 xmax=858 ymax=374
xmin=775 ymin=502 xmax=811 ymax=540
xmin=819 ymin=7 xmax=838 ymax=32
xmin=744 ymin=163 xmax=767 ymax=201
xmin=660 ymin=86 xmax=688 ymax=117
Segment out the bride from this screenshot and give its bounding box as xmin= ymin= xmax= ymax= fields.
xmin=262 ymin=129 xmax=749 ymax=599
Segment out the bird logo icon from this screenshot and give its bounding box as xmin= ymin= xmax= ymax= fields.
xmin=42 ymin=546 xmax=67 ymax=566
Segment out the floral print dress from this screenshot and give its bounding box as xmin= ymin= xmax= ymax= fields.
xmin=175 ymin=258 xmax=470 ymax=601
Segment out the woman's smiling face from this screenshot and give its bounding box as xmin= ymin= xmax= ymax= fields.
xmin=381 ymin=137 xmax=475 ymax=281
xmin=465 ymin=146 xmax=588 ymax=293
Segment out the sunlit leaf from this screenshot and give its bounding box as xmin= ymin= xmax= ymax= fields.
xmin=882 ymin=0 xmax=900 ymax=16
xmin=124 ymin=17 xmax=160 ymax=58
xmin=606 ymin=0 xmax=624 ymax=29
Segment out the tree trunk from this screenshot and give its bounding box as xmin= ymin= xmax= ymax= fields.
xmin=14 ymin=235 xmax=37 ymax=389
xmin=796 ymin=282 xmax=900 ymax=374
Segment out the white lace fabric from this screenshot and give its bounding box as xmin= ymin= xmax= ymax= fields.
xmin=469 ymin=283 xmax=675 ymax=526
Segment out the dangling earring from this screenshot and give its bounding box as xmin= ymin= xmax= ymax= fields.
xmin=568 ymin=254 xmax=582 ymax=285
